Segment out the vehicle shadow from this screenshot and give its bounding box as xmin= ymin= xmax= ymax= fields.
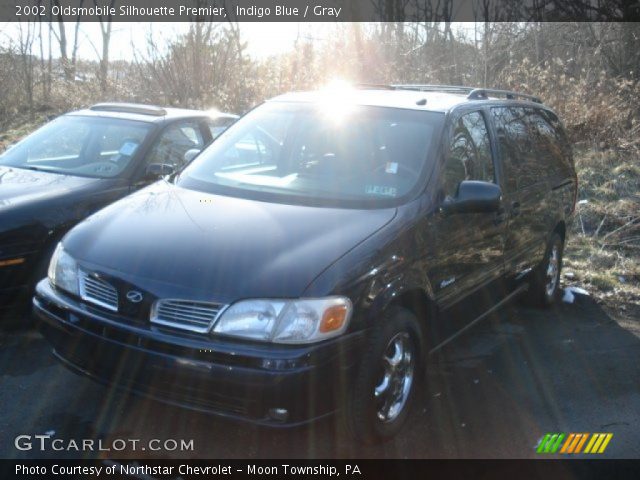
xmin=2 ymin=294 xmax=639 ymax=459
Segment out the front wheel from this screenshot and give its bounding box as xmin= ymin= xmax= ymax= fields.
xmin=344 ymin=307 xmax=423 ymax=443
xmin=526 ymin=232 xmax=564 ymax=307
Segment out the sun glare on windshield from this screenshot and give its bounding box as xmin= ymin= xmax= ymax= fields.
xmin=316 ymin=79 xmax=357 ymax=125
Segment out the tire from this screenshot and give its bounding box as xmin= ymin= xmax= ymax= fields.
xmin=344 ymin=306 xmax=423 ymax=443
xmin=525 ymin=232 xmax=564 ymax=308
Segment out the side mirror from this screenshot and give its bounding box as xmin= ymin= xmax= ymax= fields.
xmin=441 ymin=180 xmax=502 ymax=215
xmin=145 ymin=163 xmax=175 ymax=179
xmin=184 ymin=148 xmax=201 ymax=164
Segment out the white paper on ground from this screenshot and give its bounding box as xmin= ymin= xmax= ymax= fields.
xmin=562 ymin=286 xmax=590 ymax=303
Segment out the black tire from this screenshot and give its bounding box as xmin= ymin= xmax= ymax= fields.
xmin=525 ymin=232 xmax=564 ymax=308
xmin=344 ymin=306 xmax=423 ymax=443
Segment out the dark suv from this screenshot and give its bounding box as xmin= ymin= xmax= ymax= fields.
xmin=34 ymin=86 xmax=576 ymax=443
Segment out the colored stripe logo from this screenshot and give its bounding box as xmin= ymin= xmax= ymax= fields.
xmin=537 ymin=433 xmax=613 ymax=454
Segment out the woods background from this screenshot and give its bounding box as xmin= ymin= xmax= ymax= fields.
xmin=0 ymin=18 xmax=639 ymax=314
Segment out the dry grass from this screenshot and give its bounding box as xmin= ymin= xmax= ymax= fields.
xmin=565 ymin=146 xmax=640 ymax=317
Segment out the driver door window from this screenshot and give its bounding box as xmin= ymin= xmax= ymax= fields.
xmin=147 ymin=120 xmax=205 ymax=170
xmin=443 ymin=111 xmax=494 ymax=197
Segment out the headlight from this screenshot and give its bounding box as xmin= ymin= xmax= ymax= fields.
xmin=213 ymin=297 xmax=352 ymax=344
xmin=47 ymin=243 xmax=79 ymax=296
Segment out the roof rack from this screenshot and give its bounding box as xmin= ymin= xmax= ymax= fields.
xmin=383 ymin=84 xmax=542 ymax=103
xmin=355 ymin=83 xmax=396 ymax=90
xmin=391 ymin=84 xmax=475 ymax=94
xmin=89 ymin=103 xmax=167 ymax=116
xmin=466 ymin=88 xmax=542 ymax=103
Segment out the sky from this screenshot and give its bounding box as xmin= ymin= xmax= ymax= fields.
xmin=0 ymin=22 xmax=339 ymax=60
xmin=0 ymin=22 xmax=480 ymax=64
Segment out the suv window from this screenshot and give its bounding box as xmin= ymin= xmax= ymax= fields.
xmin=147 ymin=120 xmax=205 ymax=169
xmin=539 ymin=109 xmax=573 ymax=177
xmin=222 ymin=130 xmax=277 ymax=168
xmin=178 ymin=102 xmax=441 ymax=208
xmin=491 ymin=106 xmax=536 ymax=191
xmin=525 ymin=108 xmax=564 ymax=178
xmin=442 ymin=111 xmax=494 ymax=197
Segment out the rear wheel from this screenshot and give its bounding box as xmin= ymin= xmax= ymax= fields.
xmin=526 ymin=232 xmax=564 ymax=307
xmin=344 ymin=307 xmax=423 ymax=443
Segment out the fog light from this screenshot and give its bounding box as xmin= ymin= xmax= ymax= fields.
xmin=268 ymin=408 xmax=289 ymax=422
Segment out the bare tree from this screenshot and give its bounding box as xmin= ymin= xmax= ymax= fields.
xmin=50 ymin=0 xmax=83 ymax=81
xmin=94 ymin=0 xmax=116 ymax=94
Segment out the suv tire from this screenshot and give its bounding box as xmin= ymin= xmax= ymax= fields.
xmin=345 ymin=306 xmax=423 ymax=443
xmin=526 ymin=232 xmax=564 ymax=307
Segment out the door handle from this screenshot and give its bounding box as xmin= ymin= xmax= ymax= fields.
xmin=511 ymin=201 xmax=521 ymax=217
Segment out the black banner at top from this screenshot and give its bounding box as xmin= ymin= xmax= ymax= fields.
xmin=3 ymin=0 xmax=640 ymax=22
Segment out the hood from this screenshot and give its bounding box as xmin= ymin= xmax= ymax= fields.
xmin=64 ymin=181 xmax=397 ymax=302
xmin=0 ymin=166 xmax=100 ymax=209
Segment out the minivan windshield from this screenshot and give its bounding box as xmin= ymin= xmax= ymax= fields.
xmin=0 ymin=115 xmax=152 ymax=178
xmin=177 ymin=102 xmax=443 ymax=207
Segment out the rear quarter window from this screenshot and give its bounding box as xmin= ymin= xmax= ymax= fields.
xmin=525 ymin=108 xmax=573 ymax=180
xmin=491 ymin=106 xmax=572 ymax=191
xmin=540 ymin=109 xmax=574 ymax=178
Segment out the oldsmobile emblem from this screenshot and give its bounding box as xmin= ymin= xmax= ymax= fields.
xmin=126 ymin=290 xmax=144 ymax=303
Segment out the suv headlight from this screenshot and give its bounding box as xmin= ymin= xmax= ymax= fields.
xmin=47 ymin=243 xmax=79 ymax=295
xmin=213 ymin=297 xmax=352 ymax=344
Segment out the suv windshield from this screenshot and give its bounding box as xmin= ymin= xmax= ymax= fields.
xmin=0 ymin=115 xmax=152 ymax=178
xmin=177 ymin=102 xmax=443 ymax=207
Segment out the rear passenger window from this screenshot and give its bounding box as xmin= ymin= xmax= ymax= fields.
xmin=540 ymin=110 xmax=573 ymax=177
xmin=491 ymin=107 xmax=536 ymax=191
xmin=442 ymin=111 xmax=494 ymax=197
xmin=525 ymin=108 xmax=564 ymax=178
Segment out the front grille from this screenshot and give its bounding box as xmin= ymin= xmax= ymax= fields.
xmin=152 ymin=300 xmax=224 ymax=333
xmin=79 ymin=271 xmax=118 ymax=312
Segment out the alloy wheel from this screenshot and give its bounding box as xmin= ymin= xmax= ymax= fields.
xmin=374 ymin=332 xmax=415 ymax=423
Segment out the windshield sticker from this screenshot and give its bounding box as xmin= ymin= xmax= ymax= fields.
xmin=119 ymin=141 xmax=139 ymax=156
xmin=385 ymin=162 xmax=398 ymax=174
xmin=365 ymin=185 xmax=398 ymax=197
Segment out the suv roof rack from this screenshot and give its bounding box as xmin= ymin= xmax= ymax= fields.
xmin=89 ymin=103 xmax=167 ymax=116
xmin=391 ymin=84 xmax=475 ymax=94
xmin=355 ymin=83 xmax=397 ymax=90
xmin=466 ymin=88 xmax=542 ymax=103
xmin=384 ymin=84 xmax=542 ymax=104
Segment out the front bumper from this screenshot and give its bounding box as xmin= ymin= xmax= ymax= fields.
xmin=33 ymin=280 xmax=365 ymax=426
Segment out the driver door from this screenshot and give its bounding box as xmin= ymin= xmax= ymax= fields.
xmin=428 ymin=110 xmax=506 ymax=314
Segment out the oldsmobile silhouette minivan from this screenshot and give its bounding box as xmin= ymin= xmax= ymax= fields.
xmin=35 ymin=85 xmax=576 ymax=443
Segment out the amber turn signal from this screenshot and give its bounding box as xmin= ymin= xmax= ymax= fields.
xmin=0 ymin=257 xmax=25 ymax=267
xmin=319 ymin=304 xmax=348 ymax=333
